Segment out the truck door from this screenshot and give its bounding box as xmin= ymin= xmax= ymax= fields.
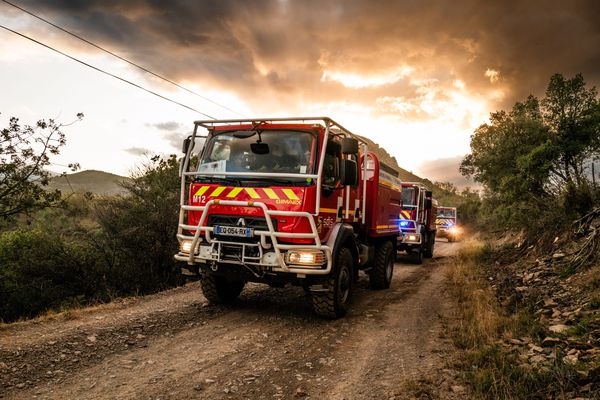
xmin=318 ymin=140 xmax=344 ymax=240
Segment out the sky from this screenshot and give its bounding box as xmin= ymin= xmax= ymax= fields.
xmin=1 ymin=0 xmax=600 ymax=186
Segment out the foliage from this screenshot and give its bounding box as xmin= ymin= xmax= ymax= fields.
xmin=461 ymin=74 xmax=600 ymax=233
xmin=431 ymin=181 xmax=482 ymax=225
xmin=0 ymin=154 xmax=183 ymax=322
xmin=0 ymin=228 xmax=99 ymax=321
xmin=0 ymin=113 xmax=82 ymax=220
xmin=92 ymin=155 xmax=182 ymax=294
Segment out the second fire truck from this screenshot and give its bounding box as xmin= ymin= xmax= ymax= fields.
xmin=397 ymin=182 xmax=437 ymax=263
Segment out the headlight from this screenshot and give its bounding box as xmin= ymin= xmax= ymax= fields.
xmin=285 ymin=249 xmax=326 ymax=266
xmin=180 ymin=239 xmax=196 ymax=254
xmin=404 ymin=234 xmax=421 ymax=243
xmin=449 ymin=226 xmax=462 ymax=234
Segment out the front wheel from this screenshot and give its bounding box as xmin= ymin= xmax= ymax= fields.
xmin=200 ymin=272 xmax=245 ymax=304
xmin=370 ymin=241 xmax=394 ymax=289
xmin=412 ymin=248 xmax=423 ymax=264
xmin=310 ymin=247 xmax=353 ymax=319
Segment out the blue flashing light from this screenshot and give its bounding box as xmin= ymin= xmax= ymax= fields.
xmin=399 ymin=221 xmax=410 ymax=227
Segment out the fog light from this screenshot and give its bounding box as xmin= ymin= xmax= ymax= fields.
xmin=285 ymin=249 xmax=326 ymax=266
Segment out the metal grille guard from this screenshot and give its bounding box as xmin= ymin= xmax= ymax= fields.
xmin=176 ymin=199 xmax=333 ymax=275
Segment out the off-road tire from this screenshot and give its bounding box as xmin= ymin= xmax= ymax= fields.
xmin=370 ymin=241 xmax=394 ymax=289
xmin=412 ymin=248 xmax=423 ymax=264
xmin=423 ymin=232 xmax=435 ymax=258
xmin=200 ymin=272 xmax=245 ymax=304
xmin=310 ymin=247 xmax=353 ymax=319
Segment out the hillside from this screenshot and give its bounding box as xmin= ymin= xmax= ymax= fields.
xmin=48 ymin=170 xmax=129 ymax=196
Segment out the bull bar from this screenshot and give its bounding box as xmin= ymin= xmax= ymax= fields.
xmin=175 ymin=199 xmax=333 ymax=275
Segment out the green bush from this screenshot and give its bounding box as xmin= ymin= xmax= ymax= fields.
xmin=0 ymin=155 xmax=184 ymax=322
xmin=92 ymin=155 xmax=183 ymax=294
xmin=0 ymin=229 xmax=98 ymax=321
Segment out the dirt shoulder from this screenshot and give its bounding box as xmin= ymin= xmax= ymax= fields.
xmin=1 ymin=241 xmax=463 ymax=400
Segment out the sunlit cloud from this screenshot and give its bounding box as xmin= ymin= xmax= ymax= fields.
xmin=320 ymin=66 xmax=414 ymax=89
xmin=374 ymin=78 xmax=488 ymax=131
xmin=485 ymin=68 xmax=500 ymax=83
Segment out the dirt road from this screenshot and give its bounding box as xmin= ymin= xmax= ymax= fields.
xmin=0 ymin=241 xmax=462 ymax=400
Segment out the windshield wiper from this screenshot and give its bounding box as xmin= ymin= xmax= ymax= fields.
xmin=240 ymin=177 xmax=309 ymax=187
xmin=194 ymin=176 xmax=241 ymax=186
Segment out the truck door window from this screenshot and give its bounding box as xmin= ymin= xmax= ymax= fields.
xmin=401 ymin=187 xmax=416 ymax=207
xmin=323 ymin=140 xmax=341 ymax=188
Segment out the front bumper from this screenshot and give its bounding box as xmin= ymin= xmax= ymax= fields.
xmin=437 ymin=227 xmax=461 ymax=239
xmin=398 ymin=232 xmax=422 ymax=245
xmin=175 ymin=244 xmax=331 ymax=276
xmin=175 ymin=199 xmax=332 ymax=276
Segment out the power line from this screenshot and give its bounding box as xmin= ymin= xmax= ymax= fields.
xmin=1 ymin=0 xmax=246 ymax=118
xmin=0 ymin=24 xmax=216 ymax=119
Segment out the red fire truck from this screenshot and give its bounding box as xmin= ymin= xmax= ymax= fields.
xmin=436 ymin=206 xmax=462 ymax=242
xmin=397 ymin=182 xmax=437 ymax=263
xmin=175 ymin=117 xmax=403 ymax=318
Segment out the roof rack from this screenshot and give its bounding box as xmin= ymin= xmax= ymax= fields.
xmin=194 ymin=116 xmax=366 ymax=144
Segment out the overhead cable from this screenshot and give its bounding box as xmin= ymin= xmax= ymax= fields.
xmin=1 ymin=0 xmax=245 ymax=117
xmin=0 ymin=24 xmax=216 ymax=119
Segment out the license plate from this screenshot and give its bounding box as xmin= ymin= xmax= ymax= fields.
xmin=214 ymin=225 xmax=253 ymax=237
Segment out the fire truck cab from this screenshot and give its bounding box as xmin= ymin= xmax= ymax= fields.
xmin=397 ymin=182 xmax=437 ymax=263
xmin=175 ymin=117 xmax=403 ymax=318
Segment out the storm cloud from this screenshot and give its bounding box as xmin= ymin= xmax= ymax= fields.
xmin=8 ymin=0 xmax=599 ymax=117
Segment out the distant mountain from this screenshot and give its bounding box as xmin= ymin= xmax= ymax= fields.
xmin=48 ymin=170 xmax=129 ymax=195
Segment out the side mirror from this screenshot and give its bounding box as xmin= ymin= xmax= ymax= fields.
xmin=182 ymin=137 xmax=192 ymax=154
xmin=341 ymin=159 xmax=358 ymax=186
xmin=341 ymin=137 xmax=359 ymax=155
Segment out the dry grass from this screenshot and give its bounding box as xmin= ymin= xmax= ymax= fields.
xmin=446 ymin=239 xmax=577 ymax=399
xmin=446 ymin=239 xmax=504 ymax=349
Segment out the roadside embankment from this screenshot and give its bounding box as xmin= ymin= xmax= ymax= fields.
xmin=446 ymin=236 xmax=599 ymax=399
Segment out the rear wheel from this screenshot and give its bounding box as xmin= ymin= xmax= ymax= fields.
xmin=370 ymin=241 xmax=394 ymax=289
xmin=310 ymin=247 xmax=353 ymax=319
xmin=200 ymin=272 xmax=245 ymax=304
xmin=424 ymin=232 xmax=435 ymax=258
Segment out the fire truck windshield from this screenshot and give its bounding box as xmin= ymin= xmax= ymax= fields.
xmin=437 ymin=208 xmax=456 ymax=218
xmin=197 ymin=130 xmax=316 ymax=182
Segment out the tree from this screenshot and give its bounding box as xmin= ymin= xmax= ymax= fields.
xmin=542 ymin=74 xmax=600 ymax=185
xmin=461 ymin=73 xmax=600 ymax=229
xmin=0 ymin=113 xmax=82 ymax=220
xmin=460 ymin=95 xmax=551 ymax=202
xmin=92 ymin=155 xmax=182 ymax=293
